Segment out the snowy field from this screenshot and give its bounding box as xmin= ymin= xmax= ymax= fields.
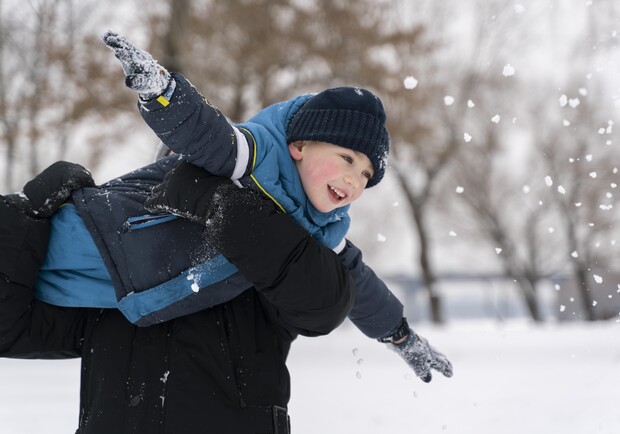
xmin=0 ymin=319 xmax=618 ymax=434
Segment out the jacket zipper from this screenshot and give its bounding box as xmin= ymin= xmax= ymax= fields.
xmin=78 ymin=309 xmax=105 ymax=430
xmin=222 ymin=305 xmax=247 ymax=407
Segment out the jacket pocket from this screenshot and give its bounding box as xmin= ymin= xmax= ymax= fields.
xmin=122 ymin=213 xmax=178 ymax=232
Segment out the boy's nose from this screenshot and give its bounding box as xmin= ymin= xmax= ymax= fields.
xmin=344 ymin=174 xmax=360 ymax=190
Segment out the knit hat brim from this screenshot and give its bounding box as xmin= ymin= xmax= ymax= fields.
xmin=286 ymin=107 xmax=389 ymax=188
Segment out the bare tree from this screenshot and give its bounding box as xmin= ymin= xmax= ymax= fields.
xmin=536 ymin=88 xmax=620 ymax=320
xmin=445 ymin=108 xmax=563 ymax=322
xmin=531 ymin=0 xmax=620 ymax=321
xmin=439 ymin=0 xmax=620 ymax=322
xmin=402 ymin=0 xmax=577 ymax=322
xmin=384 ymin=0 xmax=514 ymax=322
xmin=0 ymin=0 xmax=136 ymax=190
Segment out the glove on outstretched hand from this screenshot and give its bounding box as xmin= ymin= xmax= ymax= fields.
xmin=101 ymin=30 xmax=171 ymax=100
xmin=386 ymin=320 xmax=453 ymax=383
xmin=144 ymin=160 xmax=232 ymax=225
xmin=5 ymin=161 xmax=94 ymax=218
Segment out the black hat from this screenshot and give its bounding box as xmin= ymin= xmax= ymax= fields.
xmin=286 ymin=87 xmax=390 ymax=188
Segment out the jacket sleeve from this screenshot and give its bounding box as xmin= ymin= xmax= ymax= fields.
xmin=0 ymin=281 xmax=88 ymax=359
xmin=138 ymin=72 xmax=253 ymax=180
xmin=210 ymin=185 xmax=355 ymax=337
xmin=0 ymin=202 xmax=87 ymax=359
xmin=338 ymin=239 xmax=404 ymax=339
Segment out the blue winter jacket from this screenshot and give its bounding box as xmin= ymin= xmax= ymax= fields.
xmin=35 ymin=73 xmax=403 ymax=338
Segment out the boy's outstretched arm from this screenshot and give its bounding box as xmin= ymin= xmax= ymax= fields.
xmin=338 ymin=240 xmax=453 ymax=382
xmin=102 ymin=31 xmax=248 ymax=179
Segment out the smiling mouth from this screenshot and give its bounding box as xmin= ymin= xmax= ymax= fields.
xmin=328 ymin=185 xmax=348 ymax=203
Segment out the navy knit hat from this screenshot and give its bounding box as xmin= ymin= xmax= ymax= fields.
xmin=286 ymin=87 xmax=390 ymax=188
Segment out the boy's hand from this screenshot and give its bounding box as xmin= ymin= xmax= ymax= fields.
xmin=391 ymin=332 xmax=453 ymax=383
xmin=381 ymin=318 xmax=453 ymax=383
xmin=101 ymin=30 xmax=171 ymax=100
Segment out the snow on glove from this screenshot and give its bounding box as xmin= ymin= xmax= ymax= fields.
xmin=101 ymin=30 xmax=171 ymax=100
xmin=5 ymin=161 xmax=94 ymax=218
xmin=144 ymin=159 xmax=232 ymax=224
xmin=381 ymin=318 xmax=453 ymax=383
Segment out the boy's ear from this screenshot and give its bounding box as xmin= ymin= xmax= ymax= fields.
xmin=288 ymin=141 xmax=304 ymax=161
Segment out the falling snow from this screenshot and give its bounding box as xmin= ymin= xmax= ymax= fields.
xmin=544 ymin=176 xmax=553 ymax=187
xmin=502 ymin=64 xmax=516 ymax=76
xmin=559 ymin=94 xmax=568 ymax=107
xmin=403 ymin=76 xmax=418 ymax=89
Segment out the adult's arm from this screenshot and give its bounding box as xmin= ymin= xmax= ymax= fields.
xmin=145 ymin=158 xmax=355 ymax=335
xmin=146 ymin=162 xmax=355 ymax=337
xmin=210 ymin=182 xmax=356 ymax=336
xmin=0 ymin=199 xmax=87 ymax=359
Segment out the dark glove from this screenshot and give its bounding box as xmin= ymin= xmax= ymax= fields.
xmin=5 ymin=161 xmax=94 ymax=218
xmin=101 ymin=30 xmax=171 ymax=100
xmin=144 ymin=160 xmax=232 ymax=224
xmin=381 ymin=318 xmax=453 ymax=383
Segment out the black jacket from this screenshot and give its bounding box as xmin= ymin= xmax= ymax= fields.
xmin=0 ymin=184 xmax=354 ymax=433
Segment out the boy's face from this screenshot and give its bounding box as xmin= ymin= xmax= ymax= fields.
xmin=288 ymin=140 xmax=374 ymax=213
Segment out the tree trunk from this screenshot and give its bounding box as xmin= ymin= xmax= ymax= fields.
xmin=414 ymin=209 xmax=444 ymax=323
xmin=573 ymin=264 xmax=596 ymax=321
xmin=161 ymin=0 xmax=190 ymax=73
xmin=394 ymin=165 xmax=443 ymax=323
xmin=515 ymin=277 xmax=542 ymax=322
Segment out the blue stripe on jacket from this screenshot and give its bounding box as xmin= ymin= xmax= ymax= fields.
xmin=34 ymin=203 xmax=242 ymax=322
xmin=35 ymin=204 xmax=117 ymax=308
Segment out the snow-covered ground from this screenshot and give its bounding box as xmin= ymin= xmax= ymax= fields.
xmin=0 ymin=319 xmax=618 ymax=433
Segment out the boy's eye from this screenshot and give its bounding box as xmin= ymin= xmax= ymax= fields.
xmin=363 ymin=171 xmax=373 ymax=180
xmin=341 ymin=154 xmax=353 ymax=164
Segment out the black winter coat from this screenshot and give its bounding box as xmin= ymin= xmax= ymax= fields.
xmin=0 ymin=184 xmax=355 ymax=434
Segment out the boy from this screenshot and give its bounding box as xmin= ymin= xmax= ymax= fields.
xmin=17 ymin=31 xmax=452 ymax=382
